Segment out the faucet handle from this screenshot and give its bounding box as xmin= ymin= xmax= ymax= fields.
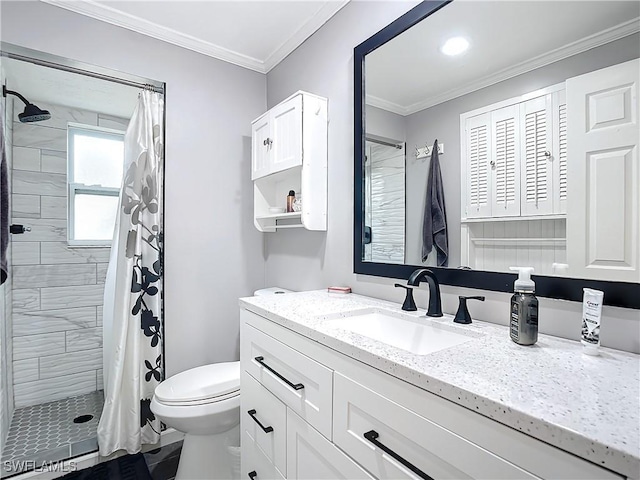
xmin=394 ymin=284 xmax=417 ymax=312
xmin=453 ymin=296 xmax=485 ymax=324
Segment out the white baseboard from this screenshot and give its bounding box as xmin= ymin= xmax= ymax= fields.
xmin=6 ymin=428 xmax=185 ymax=480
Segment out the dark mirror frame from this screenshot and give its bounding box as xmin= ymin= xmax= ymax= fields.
xmin=353 ymin=0 xmax=640 ymax=309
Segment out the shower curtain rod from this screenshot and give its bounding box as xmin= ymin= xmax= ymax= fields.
xmin=0 ymin=46 xmax=164 ymax=95
xmin=365 ymin=136 xmax=403 ymax=149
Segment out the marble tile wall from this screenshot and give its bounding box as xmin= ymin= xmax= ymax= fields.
xmin=1 ymin=92 xmax=15 ymax=452
xmin=9 ymin=101 xmax=128 ymax=408
xmin=369 ymin=143 xmax=406 ymax=264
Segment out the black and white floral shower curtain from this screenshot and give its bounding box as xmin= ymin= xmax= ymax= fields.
xmin=97 ymin=90 xmax=164 ymax=456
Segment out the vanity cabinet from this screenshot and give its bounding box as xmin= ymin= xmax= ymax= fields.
xmin=240 ymin=308 xmax=624 ymax=480
xmin=240 ymin=313 xmax=369 ymax=480
xmin=462 ymin=85 xmax=567 ymax=220
xmin=287 ymin=409 xmax=373 ymax=479
xmin=251 ymin=91 xmax=327 ymax=232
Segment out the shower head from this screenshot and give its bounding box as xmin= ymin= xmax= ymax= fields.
xmin=2 ymin=85 xmax=51 ymax=123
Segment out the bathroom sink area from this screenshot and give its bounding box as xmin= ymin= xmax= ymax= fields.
xmin=322 ymin=309 xmax=479 ymax=355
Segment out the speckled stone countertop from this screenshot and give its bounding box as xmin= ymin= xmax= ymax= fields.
xmin=240 ymin=290 xmax=640 ymax=478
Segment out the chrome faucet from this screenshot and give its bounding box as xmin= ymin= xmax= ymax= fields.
xmin=407 ymin=268 xmax=443 ymax=317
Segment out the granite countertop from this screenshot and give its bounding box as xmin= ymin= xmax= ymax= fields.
xmin=239 ymin=290 xmax=640 ymax=478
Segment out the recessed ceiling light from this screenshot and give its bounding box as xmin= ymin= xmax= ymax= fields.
xmin=441 ymin=37 xmax=469 ymax=56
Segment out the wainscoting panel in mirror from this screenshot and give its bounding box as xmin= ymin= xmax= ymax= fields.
xmin=354 ymin=0 xmax=640 ymax=307
xmin=360 ymin=0 xmax=639 ymax=281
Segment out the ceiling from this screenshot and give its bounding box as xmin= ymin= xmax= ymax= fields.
xmin=3 ymin=0 xmax=350 ymax=119
xmin=366 ymin=1 xmax=640 ymax=115
xmin=41 ymin=0 xmax=349 ymax=73
xmin=3 ymin=57 xmax=141 ymax=119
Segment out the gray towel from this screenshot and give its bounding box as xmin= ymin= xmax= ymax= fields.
xmin=0 ymin=113 xmax=8 ymax=285
xmin=422 ymin=139 xmax=448 ymax=266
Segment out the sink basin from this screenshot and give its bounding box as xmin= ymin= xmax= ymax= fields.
xmin=323 ymin=309 xmax=478 ymax=355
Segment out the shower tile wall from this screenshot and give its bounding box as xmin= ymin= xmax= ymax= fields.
xmin=368 ymin=143 xmax=405 ymax=263
xmin=1 ymin=92 xmax=15 ymax=450
xmin=9 ymin=101 xmax=128 ymax=408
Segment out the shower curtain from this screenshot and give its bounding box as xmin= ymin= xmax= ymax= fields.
xmin=98 ymin=90 xmax=164 ymax=456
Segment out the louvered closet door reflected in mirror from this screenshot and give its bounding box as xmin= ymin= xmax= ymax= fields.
xmin=491 ymin=104 xmax=520 ymax=217
xmin=521 ymin=95 xmax=553 ymax=216
xmin=464 ymin=113 xmax=492 ymax=219
xmin=553 ymin=90 xmax=568 ymax=215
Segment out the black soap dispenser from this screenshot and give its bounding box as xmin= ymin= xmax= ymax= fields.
xmin=509 ymin=267 xmax=538 ymax=345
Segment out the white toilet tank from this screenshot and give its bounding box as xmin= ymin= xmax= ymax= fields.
xmin=254 ymin=287 xmax=293 ymax=296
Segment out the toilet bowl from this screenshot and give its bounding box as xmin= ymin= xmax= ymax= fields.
xmin=151 ymin=362 xmax=240 ymax=480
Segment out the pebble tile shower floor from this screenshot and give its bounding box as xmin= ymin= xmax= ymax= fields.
xmin=1 ymin=391 xmax=104 ymax=478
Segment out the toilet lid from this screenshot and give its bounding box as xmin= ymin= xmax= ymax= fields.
xmin=155 ymin=361 xmax=240 ymax=404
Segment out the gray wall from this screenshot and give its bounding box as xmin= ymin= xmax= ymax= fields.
xmin=265 ymin=1 xmax=640 ymax=353
xmin=0 ymin=1 xmax=267 ymax=377
xmin=403 ymin=33 xmax=640 ymax=267
xmin=365 ymin=105 xmax=406 ymax=142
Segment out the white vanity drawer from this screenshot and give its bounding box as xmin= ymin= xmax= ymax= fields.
xmin=333 ymin=373 xmax=540 ymax=480
xmin=241 ymin=371 xmax=287 ymax=476
xmin=242 ymin=429 xmax=285 ymax=480
xmin=242 ymin=320 xmax=333 ymax=439
xmin=287 ymin=409 xmax=374 ymax=479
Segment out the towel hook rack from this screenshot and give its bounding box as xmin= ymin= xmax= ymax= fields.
xmin=415 ymin=141 xmax=445 ymax=160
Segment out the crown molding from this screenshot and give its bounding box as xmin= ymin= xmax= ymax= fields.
xmin=264 ymin=1 xmax=349 ymax=72
xmin=40 ymin=0 xmax=349 ymax=74
xmin=365 ymin=94 xmax=407 ymax=116
xmin=368 ymin=18 xmax=640 ymax=117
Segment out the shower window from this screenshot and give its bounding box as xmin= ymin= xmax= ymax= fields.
xmin=68 ymin=124 xmax=125 ymax=246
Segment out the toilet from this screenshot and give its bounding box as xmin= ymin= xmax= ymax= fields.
xmin=151 ymin=361 xmax=240 ymax=480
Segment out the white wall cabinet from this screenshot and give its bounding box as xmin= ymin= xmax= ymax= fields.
xmin=252 ymin=95 xmax=302 ymax=180
xmin=462 ymin=85 xmax=566 ymax=220
xmin=252 ymin=91 xmax=327 ymax=232
xmin=240 ymin=308 xmax=623 ymax=480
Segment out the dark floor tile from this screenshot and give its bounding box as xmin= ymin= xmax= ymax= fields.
xmin=143 ymin=441 xmax=182 ymax=467
xmin=147 ymin=454 xmax=180 ymax=480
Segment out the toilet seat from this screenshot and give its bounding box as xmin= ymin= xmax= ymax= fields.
xmin=154 ymin=361 xmax=240 ymax=406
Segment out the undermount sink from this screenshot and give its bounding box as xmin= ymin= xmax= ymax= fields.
xmin=322 ymin=309 xmax=479 ymax=355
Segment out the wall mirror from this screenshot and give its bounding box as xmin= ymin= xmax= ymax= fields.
xmin=354 ymin=0 xmax=640 ymax=308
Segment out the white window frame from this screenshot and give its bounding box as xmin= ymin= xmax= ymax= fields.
xmin=67 ymin=123 xmax=125 ymax=247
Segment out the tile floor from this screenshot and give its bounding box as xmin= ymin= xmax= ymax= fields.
xmin=1 ymin=391 xmax=104 ymax=478
xmin=143 ymin=441 xmax=182 ymax=480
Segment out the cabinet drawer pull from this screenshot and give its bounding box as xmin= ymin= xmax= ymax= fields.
xmin=247 ymin=409 xmax=274 ymax=433
xmin=364 ymin=430 xmax=433 ymax=480
xmin=248 ymin=471 xmax=257 ymax=480
xmin=254 ymin=356 xmax=304 ymax=390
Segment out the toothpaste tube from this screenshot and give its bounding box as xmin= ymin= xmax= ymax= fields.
xmin=581 ymin=288 xmax=604 ymax=355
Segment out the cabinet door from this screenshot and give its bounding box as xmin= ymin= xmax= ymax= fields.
xmin=252 ymin=114 xmax=271 ymax=180
xmin=520 ymin=95 xmax=554 ymax=216
xmin=287 ymin=410 xmax=373 ymax=480
xmin=464 ymin=113 xmax=492 ymax=218
xmin=242 ymin=430 xmax=286 ymax=480
xmin=241 ymin=371 xmax=287 ymax=475
xmin=491 ymin=104 xmax=521 ymax=217
xmin=270 ymin=94 xmax=303 ymax=175
xmin=552 ymin=90 xmax=568 ymax=214
xmin=566 ymin=59 xmax=640 ymax=282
